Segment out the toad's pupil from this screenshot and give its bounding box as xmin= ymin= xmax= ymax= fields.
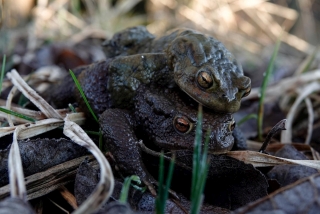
xmin=175 ymin=118 xmax=190 ymax=133
xmin=197 ymin=71 xmax=213 ymax=88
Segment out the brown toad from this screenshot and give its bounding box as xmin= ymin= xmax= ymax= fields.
xmin=99 ymin=86 xmax=237 ymax=195
xmin=103 ymin=26 xmax=251 ymax=113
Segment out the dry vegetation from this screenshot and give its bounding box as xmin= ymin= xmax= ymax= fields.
xmin=1 ymin=0 xmax=320 ymax=213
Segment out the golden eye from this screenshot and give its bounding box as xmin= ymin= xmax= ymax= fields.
xmin=228 ymin=119 xmax=236 ymax=132
xmin=197 ymin=71 xmax=213 ymax=89
xmin=173 ymin=116 xmax=192 ymax=134
xmin=242 ymin=87 xmax=251 ymax=98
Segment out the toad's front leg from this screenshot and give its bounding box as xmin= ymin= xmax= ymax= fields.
xmin=99 ymin=109 xmax=157 ymax=196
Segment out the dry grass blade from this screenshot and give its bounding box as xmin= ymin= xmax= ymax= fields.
xmin=9 ymin=126 xmax=27 ymax=199
xmin=311 ymin=148 xmax=320 ymax=160
xmin=63 ymin=115 xmax=114 ymax=214
xmin=247 ymin=141 xmax=317 ymax=154
xmin=298 ymin=0 xmax=317 ymax=44
xmin=0 ymin=107 xmax=83 ymax=124
xmin=17 ymin=119 xmax=64 ymax=140
xmin=0 ymin=127 xmax=16 ymax=137
xmin=63 ymin=112 xmax=85 ymax=126
xmin=0 ymin=113 xmax=85 ymax=139
xmin=48 ymin=198 xmax=69 ymax=214
xmin=6 ymin=69 xmax=62 ymax=119
xmin=281 ymin=32 xmax=313 ymax=54
xmin=226 ymin=150 xmax=320 ymax=170
xmin=304 ymin=98 xmax=313 ymax=145
xmin=59 ymin=186 xmax=78 ymax=210
xmin=114 ymin=0 xmax=141 ymax=15
xmin=281 ymin=82 xmax=320 ymax=143
xmin=0 ymin=155 xmax=96 ymax=200
xmin=148 ymin=0 xmax=311 ymax=54
xmin=244 ymin=69 xmax=320 ymax=103
xmin=258 ymin=1 xmax=298 ymax=21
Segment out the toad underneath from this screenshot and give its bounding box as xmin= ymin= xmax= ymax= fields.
xmin=99 ymin=86 xmax=240 ymax=195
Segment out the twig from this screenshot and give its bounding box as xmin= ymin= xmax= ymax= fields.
xmin=259 ymin=119 xmax=286 ymax=153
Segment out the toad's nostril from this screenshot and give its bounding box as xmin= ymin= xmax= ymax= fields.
xmin=221 ymin=93 xmax=236 ymax=102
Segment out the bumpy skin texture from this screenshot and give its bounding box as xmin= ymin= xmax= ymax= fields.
xmin=103 ymin=26 xmax=251 ymax=113
xmin=134 ymin=87 xmax=235 ymax=152
xmin=99 ymin=87 xmax=235 ymax=193
xmin=46 ymin=27 xmax=250 ymax=114
xmin=106 ymin=53 xmax=173 ymax=110
xmin=75 ymin=60 xmax=113 ymax=114
xmin=0 ymin=138 xmax=88 ymax=187
xmin=46 ymin=54 xmax=173 ymax=115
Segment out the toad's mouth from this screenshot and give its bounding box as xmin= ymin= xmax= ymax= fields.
xmin=180 ymin=88 xmax=240 ymax=113
xmin=208 ymin=150 xmax=229 ymax=155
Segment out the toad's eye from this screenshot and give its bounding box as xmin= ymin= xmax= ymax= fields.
xmin=242 ymin=87 xmax=251 ymax=98
xmin=197 ymin=71 xmax=213 ymax=89
xmin=228 ymin=119 xmax=236 ymax=132
xmin=173 ymin=116 xmax=192 ymax=134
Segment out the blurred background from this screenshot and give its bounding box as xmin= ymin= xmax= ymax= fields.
xmin=1 ymin=0 xmax=320 ymax=79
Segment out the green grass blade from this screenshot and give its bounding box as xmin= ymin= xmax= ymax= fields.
xmin=257 ymin=39 xmax=281 ymax=141
xmin=131 ymin=184 xmax=146 ymax=192
xmin=119 ymin=175 xmax=141 ymax=203
xmin=0 ymin=55 xmax=6 ymax=96
xmin=163 ymin=154 xmax=175 ymax=209
xmin=18 ymin=94 xmax=29 ymax=107
xmin=238 ymin=113 xmax=258 ymax=126
xmin=155 ymin=152 xmax=175 ymax=214
xmin=196 ymin=161 xmax=209 ymax=213
xmin=69 ymin=69 xmax=99 ymax=123
xmin=70 ymin=0 xmax=81 ymax=16
xmin=295 ymin=47 xmax=318 ymax=75
xmin=68 ymin=104 xmax=77 ymax=113
xmin=84 ymin=130 xmax=100 ymax=136
xmin=190 ymin=105 xmax=210 ymax=214
xmin=0 ymin=107 xmax=36 ymax=122
xmin=191 ymin=105 xmax=203 ymax=203
xmin=191 ymin=128 xmax=210 ymax=214
xmin=156 ymin=152 xmax=165 ymax=214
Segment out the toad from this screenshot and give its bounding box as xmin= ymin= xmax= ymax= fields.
xmin=99 ymin=86 xmax=238 ymax=195
xmin=46 ymin=27 xmax=250 ymax=114
xmin=44 ymin=58 xmax=242 ymax=194
xmin=103 ymin=26 xmax=251 ymax=113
